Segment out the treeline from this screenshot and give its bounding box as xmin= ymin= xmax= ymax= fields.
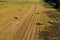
xmin=43 ymin=0 xmax=60 ymax=10
xmin=55 ymin=0 xmax=60 ymax=8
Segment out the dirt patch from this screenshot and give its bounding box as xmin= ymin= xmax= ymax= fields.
xmin=36 ymin=12 xmax=40 ymax=14
xmin=36 ymin=22 xmax=43 ymax=25
xmin=19 ymin=10 xmax=21 ymax=11
xmin=45 ymin=10 xmax=60 ymax=21
xmin=13 ymin=16 xmax=18 ymax=19
xmin=37 ymin=21 xmax=60 ymax=40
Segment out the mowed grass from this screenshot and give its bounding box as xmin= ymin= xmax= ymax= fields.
xmin=0 ymin=2 xmax=34 ymax=25
xmin=0 ymin=0 xmax=39 ymax=22
xmin=0 ymin=1 xmax=35 ymax=20
xmin=0 ymin=1 xmax=36 ymax=40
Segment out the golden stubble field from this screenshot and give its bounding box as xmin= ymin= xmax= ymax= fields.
xmin=0 ymin=0 xmax=60 ymax=40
